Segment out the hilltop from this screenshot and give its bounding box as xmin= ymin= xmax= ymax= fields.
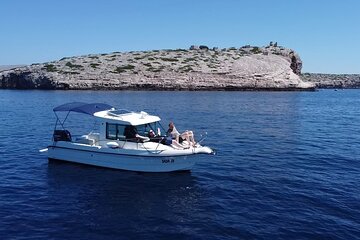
xmin=0 ymin=43 xmax=315 ymax=90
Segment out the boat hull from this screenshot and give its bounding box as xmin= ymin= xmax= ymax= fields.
xmin=47 ymin=146 xmax=198 ymax=172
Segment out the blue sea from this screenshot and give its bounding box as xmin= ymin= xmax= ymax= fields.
xmin=0 ymin=90 xmax=359 ymax=239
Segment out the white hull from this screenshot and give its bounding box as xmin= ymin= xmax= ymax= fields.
xmin=47 ymin=142 xmax=211 ymax=172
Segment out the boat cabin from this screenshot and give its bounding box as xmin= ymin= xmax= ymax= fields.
xmin=94 ymin=109 xmax=163 ymax=142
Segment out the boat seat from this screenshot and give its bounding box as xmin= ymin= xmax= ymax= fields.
xmin=75 ymin=135 xmax=95 ymax=145
xmin=53 ymin=130 xmax=72 ymax=142
xmin=88 ymin=133 xmax=100 ymax=143
xmin=124 ymin=136 xmax=150 ymax=143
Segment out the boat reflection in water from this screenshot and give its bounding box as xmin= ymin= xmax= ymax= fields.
xmin=46 ymin=160 xmax=202 ymax=227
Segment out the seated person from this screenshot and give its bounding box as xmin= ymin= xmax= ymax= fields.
xmin=147 ymin=129 xmax=161 ymax=143
xmin=148 ymin=129 xmax=156 ymax=138
xmin=124 ymin=125 xmax=149 ymax=142
xmin=162 ymin=135 xmax=189 ymax=149
xmin=167 ymin=122 xmax=196 ymax=146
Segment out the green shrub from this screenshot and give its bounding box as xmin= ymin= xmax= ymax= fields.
xmin=183 ymin=57 xmax=196 ymax=63
xmin=179 ymin=65 xmax=193 ymax=72
xmin=250 ymin=47 xmax=262 ymax=54
xmin=65 ymin=62 xmax=83 ymax=69
xmin=90 ymin=63 xmax=100 ymax=68
xmin=60 ymin=71 xmax=80 ymax=75
xmin=43 ymin=64 xmax=57 ymax=72
xmin=147 ymin=67 xmax=162 ymax=72
xmin=173 ymin=49 xmax=187 ymax=52
xmin=160 ymin=57 xmax=179 ymax=62
xmin=114 ymin=65 xmax=135 ymax=73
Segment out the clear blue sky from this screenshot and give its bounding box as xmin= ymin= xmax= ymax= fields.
xmin=1 ymin=0 xmax=359 ymax=73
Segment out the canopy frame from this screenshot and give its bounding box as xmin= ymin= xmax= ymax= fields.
xmin=52 ymin=102 xmax=113 ymax=131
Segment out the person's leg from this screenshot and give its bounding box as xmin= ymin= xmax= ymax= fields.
xmin=189 ymin=131 xmax=196 ymax=144
xmin=171 ymin=140 xmax=186 ymax=149
xmin=181 ymin=132 xmax=192 ymax=145
xmin=184 ymin=131 xmax=196 ymax=145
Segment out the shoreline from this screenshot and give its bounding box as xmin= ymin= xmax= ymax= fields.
xmin=301 ymin=73 xmax=360 ymax=89
xmin=0 ymin=87 xmax=319 ymax=91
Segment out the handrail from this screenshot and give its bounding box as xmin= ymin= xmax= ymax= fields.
xmin=197 ymin=132 xmax=208 ymax=145
xmin=95 ymin=137 xmax=166 ymax=154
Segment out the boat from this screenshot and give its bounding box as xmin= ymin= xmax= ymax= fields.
xmin=41 ymin=102 xmax=214 ymax=172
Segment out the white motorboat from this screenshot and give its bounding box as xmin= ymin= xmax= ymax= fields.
xmin=41 ymin=102 xmax=214 ymax=172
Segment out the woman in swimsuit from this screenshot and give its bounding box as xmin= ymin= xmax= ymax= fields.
xmin=167 ymin=122 xmax=196 ymax=146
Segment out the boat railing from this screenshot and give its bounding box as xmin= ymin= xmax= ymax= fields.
xmin=95 ymin=136 xmax=165 ymax=152
xmin=56 ymin=130 xmax=166 ymax=153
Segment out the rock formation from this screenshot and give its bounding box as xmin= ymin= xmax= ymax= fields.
xmin=0 ymin=44 xmax=315 ymax=90
xmin=301 ymin=73 xmax=360 ymax=88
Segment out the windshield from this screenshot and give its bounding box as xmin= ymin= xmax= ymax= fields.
xmin=136 ymin=122 xmax=164 ymax=136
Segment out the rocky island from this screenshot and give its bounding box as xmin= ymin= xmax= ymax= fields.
xmin=0 ymin=43 xmax=316 ymax=90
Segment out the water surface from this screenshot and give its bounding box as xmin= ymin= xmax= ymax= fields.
xmin=0 ymin=90 xmax=359 ymax=239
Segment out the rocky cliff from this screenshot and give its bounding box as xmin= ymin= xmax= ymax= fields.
xmin=302 ymin=73 xmax=360 ymax=88
xmin=0 ymin=43 xmax=314 ymax=90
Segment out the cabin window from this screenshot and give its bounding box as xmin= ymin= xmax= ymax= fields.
xmin=106 ymin=123 xmax=126 ymax=140
xmin=106 ymin=122 xmax=161 ymax=140
xmin=106 ymin=123 xmax=117 ymax=140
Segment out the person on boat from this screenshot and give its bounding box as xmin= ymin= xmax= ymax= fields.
xmin=147 ymin=128 xmax=185 ymax=149
xmin=124 ymin=125 xmax=148 ymax=142
xmin=148 ymin=129 xmax=156 ymax=138
xmin=167 ymin=122 xmax=196 ymax=146
xmin=147 ymin=129 xmax=161 ymax=143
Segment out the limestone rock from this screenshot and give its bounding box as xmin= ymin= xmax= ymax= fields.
xmin=0 ymin=45 xmax=315 ymax=90
xmin=301 ymin=73 xmax=360 ymax=88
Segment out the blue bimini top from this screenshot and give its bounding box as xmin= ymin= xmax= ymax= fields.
xmin=53 ymin=102 xmax=113 ymax=115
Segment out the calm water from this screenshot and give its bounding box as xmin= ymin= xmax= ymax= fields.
xmin=0 ymin=90 xmax=359 ymax=239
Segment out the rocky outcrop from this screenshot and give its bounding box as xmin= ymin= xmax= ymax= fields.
xmin=0 ymin=44 xmax=315 ymax=90
xmin=290 ymin=54 xmax=302 ymax=75
xmin=302 ymin=73 xmax=360 ymax=88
